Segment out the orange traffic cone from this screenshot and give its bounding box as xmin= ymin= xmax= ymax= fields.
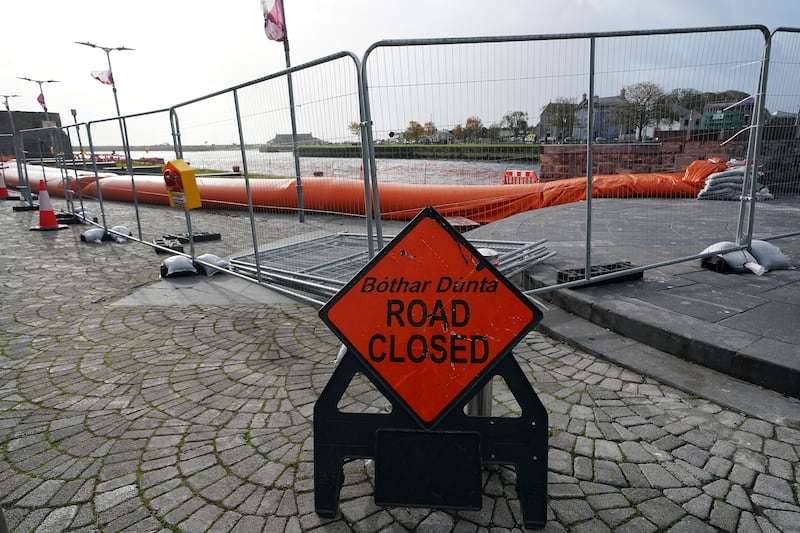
xmin=0 ymin=167 xmax=9 ymax=200
xmin=30 ymin=179 xmax=68 ymax=231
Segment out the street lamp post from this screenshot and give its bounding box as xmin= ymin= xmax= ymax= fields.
xmin=75 ymin=42 xmax=134 ymax=167
xmin=74 ymin=42 xmax=133 ymax=126
xmin=17 ymin=77 xmax=60 ymax=163
xmin=75 ymin=41 xmax=142 ymax=238
xmin=1 ymin=94 xmax=24 ymax=202
xmin=74 ymin=42 xmax=135 ymax=168
xmin=17 ymin=77 xmax=59 ymax=123
xmin=17 ymin=76 xmax=67 ymax=209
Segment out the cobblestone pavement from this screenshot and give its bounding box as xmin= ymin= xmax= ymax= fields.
xmin=1 ymin=200 xmax=799 ymax=532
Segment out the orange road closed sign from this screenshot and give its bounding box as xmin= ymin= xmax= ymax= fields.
xmin=319 ymin=207 xmax=543 ymax=426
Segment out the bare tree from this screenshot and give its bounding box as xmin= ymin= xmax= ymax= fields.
xmin=616 ymin=82 xmax=672 ymax=141
xmin=669 ymin=88 xmax=751 ymax=114
xmin=668 ymin=88 xmax=706 ymax=114
xmin=348 ymin=121 xmax=360 ymax=139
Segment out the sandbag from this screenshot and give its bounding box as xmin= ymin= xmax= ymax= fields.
xmin=80 ymin=228 xmax=106 ymax=243
xmin=194 ymin=253 xmax=230 ymax=276
xmin=750 ymin=240 xmax=793 ymax=271
xmin=701 ymin=241 xmax=765 ymax=275
xmin=697 ymin=187 xmax=741 ymax=200
xmin=109 ymin=225 xmax=132 ymax=243
xmin=161 ymin=256 xmax=197 ymax=277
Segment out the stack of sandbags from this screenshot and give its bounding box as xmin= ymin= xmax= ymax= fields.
xmin=700 ymin=240 xmax=794 ymax=275
xmin=696 ymin=162 xmax=773 ymax=201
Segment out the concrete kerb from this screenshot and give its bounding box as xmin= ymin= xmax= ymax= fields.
xmin=525 ymin=265 xmax=800 ymax=428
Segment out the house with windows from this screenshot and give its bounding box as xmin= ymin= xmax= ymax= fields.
xmin=430 ymin=129 xmax=456 ymax=144
xmin=535 ymin=101 xmax=575 ymax=142
xmin=571 ymin=92 xmax=630 ymax=142
xmin=571 ymin=91 xmax=698 ymax=141
xmin=700 ymin=96 xmax=754 ymax=131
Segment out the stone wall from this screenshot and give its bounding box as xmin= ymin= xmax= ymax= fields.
xmin=539 ymin=139 xmax=749 ymax=181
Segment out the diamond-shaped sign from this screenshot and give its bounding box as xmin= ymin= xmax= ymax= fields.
xmin=319 ymin=207 xmax=542 ymax=426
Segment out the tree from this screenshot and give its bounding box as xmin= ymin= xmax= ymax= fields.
xmin=423 ymin=121 xmax=437 ymax=137
xmin=452 ymin=124 xmax=464 ymax=141
xmin=502 ymin=111 xmax=528 ymax=138
xmin=464 ymin=116 xmax=483 ymax=140
xmin=617 ymin=82 xmax=671 ymax=141
xmin=405 ymin=120 xmax=424 ymax=142
xmin=669 ymin=88 xmax=751 ymax=114
xmin=668 ymin=88 xmax=706 ymax=114
xmin=348 ymin=121 xmax=361 ymax=139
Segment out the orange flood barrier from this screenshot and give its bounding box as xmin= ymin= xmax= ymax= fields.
xmin=2 ymin=161 xmax=715 ymax=225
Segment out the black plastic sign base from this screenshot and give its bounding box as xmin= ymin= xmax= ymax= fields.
xmin=314 ymin=349 xmax=548 ymax=529
xmin=375 ymin=429 xmax=482 ymax=509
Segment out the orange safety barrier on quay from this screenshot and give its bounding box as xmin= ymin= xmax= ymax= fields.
xmin=1 ymin=159 xmax=722 ymax=225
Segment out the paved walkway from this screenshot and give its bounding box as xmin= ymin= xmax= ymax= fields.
xmin=1 ymin=199 xmax=799 ymax=532
xmin=467 ymin=197 xmax=800 ymax=413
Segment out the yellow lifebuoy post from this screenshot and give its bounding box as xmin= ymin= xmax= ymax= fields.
xmin=163 ymin=159 xmax=202 ymax=210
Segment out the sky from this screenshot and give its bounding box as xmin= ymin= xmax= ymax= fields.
xmin=1 ymin=0 xmax=798 ymax=144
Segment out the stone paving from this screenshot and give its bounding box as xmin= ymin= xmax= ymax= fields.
xmin=0 ymin=199 xmax=799 ymax=532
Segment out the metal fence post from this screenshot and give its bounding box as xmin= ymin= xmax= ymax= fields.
xmin=736 ymin=28 xmax=772 ymax=247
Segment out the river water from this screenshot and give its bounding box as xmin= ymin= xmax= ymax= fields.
xmin=128 ymin=149 xmax=539 ymax=186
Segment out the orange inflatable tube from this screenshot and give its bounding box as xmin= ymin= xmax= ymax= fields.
xmin=1 ymin=162 xmax=705 ymax=225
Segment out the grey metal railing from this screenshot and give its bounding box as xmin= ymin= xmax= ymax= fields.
xmin=4 ymin=25 xmax=797 ymax=302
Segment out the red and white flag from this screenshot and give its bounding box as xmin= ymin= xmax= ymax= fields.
xmin=91 ymin=70 xmax=114 ymax=86
xmin=261 ymin=0 xmax=285 ymax=42
xmin=36 ymin=93 xmax=46 ymax=111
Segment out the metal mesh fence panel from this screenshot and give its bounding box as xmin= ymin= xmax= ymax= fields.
xmin=752 ymin=28 xmax=800 ymax=246
xmin=363 ymin=28 xmax=772 ymax=276
xmin=4 ymin=27 xmax=796 ymax=296
xmin=588 ymin=28 xmax=768 ymax=269
xmin=165 ymin=53 xmax=369 ymax=272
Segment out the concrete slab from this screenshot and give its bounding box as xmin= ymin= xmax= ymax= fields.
xmin=721 ymin=301 xmax=800 ymax=345
xmin=641 ymin=284 xmax=766 ymax=323
xmin=111 ymin=273 xmax=297 ymax=306
xmin=761 ymin=273 xmax=800 ymax=304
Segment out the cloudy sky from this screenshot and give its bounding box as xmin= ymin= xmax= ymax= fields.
xmin=1 ymin=0 xmax=798 ymax=135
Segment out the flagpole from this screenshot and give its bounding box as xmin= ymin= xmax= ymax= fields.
xmin=277 ymin=0 xmax=305 ymax=222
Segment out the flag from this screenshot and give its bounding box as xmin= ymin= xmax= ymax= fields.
xmin=91 ymin=69 xmax=114 ymax=86
xmin=36 ymin=93 xmax=46 ymax=111
xmin=261 ymin=0 xmax=285 ymax=42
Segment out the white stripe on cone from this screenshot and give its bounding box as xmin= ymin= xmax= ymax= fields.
xmin=34 ymin=179 xmax=62 ymax=229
